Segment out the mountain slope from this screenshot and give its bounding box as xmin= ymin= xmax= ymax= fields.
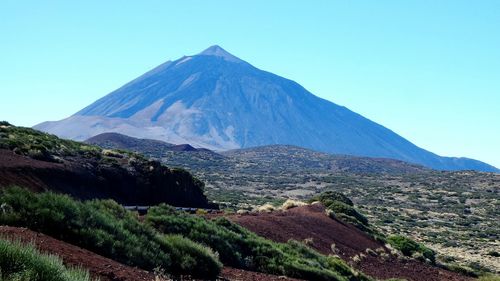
xmin=34 ymin=46 xmax=498 ymax=172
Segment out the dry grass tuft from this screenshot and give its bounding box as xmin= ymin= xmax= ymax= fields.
xmin=281 ymin=199 xmax=307 ymax=210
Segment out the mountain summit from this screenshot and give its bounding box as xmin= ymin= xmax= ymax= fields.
xmin=198 ymin=45 xmax=243 ymax=62
xmin=34 ymin=46 xmax=498 ymax=172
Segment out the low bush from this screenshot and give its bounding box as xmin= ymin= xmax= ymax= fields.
xmin=327 ymin=201 xmax=369 ymax=226
xmin=309 ymin=191 xmax=353 ymax=206
xmin=0 ymin=187 xmax=221 ymax=279
xmin=310 ymin=191 xmax=371 ymax=233
xmin=387 ymin=235 xmax=436 ymax=264
xmin=146 ymin=204 xmax=371 ymax=281
xmin=0 ymin=238 xmax=94 ymax=281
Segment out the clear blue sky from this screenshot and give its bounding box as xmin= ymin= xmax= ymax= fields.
xmin=1 ymin=1 xmax=499 ymax=167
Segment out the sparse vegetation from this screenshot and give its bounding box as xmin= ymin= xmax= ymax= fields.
xmin=0 ymin=123 xmax=102 ymax=162
xmin=0 ymin=238 xmax=94 ymax=281
xmin=169 ymin=155 xmax=499 ymax=272
xmin=478 ymin=274 xmax=500 ymax=281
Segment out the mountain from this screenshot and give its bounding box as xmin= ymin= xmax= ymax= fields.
xmin=34 ymin=46 xmax=498 ymax=172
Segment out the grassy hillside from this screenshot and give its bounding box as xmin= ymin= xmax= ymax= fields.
xmin=0 ymin=238 xmax=94 ymax=281
xmin=0 ymin=122 xmax=214 ymax=208
xmin=0 ymin=121 xmax=101 ymax=162
xmin=0 ymin=187 xmax=377 ymax=281
xmin=146 ymin=203 xmax=371 ymax=281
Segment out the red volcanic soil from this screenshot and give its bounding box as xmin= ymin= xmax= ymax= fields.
xmin=228 ymin=204 xmax=472 ymax=281
xmin=0 ymin=226 xmax=154 ymax=281
xmin=0 ymin=226 xmax=301 ymax=281
xmin=0 ymin=149 xmax=63 ymax=192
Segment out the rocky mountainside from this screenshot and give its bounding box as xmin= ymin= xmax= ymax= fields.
xmin=34 ymin=46 xmax=498 ymax=172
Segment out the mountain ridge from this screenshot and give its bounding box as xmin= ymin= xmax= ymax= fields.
xmin=34 ymin=46 xmax=499 ymax=172
xmin=85 ymin=132 xmax=429 ymax=175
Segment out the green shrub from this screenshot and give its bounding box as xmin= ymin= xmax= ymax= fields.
xmin=311 ymin=191 xmax=373 ymax=236
xmin=387 ymin=235 xmax=436 ymax=264
xmin=309 ymin=191 xmax=353 ymax=206
xmin=146 ymin=204 xmax=371 ymax=281
xmin=161 ymin=234 xmax=221 ymax=278
xmin=327 ymin=201 xmax=369 ymax=226
xmin=0 ymin=187 xmax=221 ymax=279
xmin=0 ymin=238 xmax=94 ymax=281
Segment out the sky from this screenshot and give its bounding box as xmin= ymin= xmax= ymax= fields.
xmin=1 ymin=1 xmax=499 ymax=167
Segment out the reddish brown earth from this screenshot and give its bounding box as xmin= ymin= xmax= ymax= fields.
xmin=0 ymin=226 xmax=300 ymax=281
xmin=228 ymin=204 xmax=472 ymax=281
xmin=0 ymin=149 xmax=63 ymax=192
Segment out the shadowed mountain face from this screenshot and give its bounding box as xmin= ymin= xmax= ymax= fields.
xmin=34 ymin=46 xmax=498 ymax=172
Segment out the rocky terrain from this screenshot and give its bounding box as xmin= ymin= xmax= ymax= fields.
xmin=85 ymin=133 xmax=499 ymax=275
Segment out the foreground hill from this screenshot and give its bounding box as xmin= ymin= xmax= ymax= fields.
xmin=0 ymin=187 xmax=376 ymax=280
xmin=0 ymin=226 xmax=300 ymax=281
xmin=228 ymin=204 xmax=472 ymax=281
xmin=34 ymin=45 xmax=498 ymax=172
xmin=0 ymin=122 xmax=213 ymax=207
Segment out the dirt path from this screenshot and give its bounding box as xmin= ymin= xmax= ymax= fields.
xmin=228 ymin=204 xmax=472 ymax=281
